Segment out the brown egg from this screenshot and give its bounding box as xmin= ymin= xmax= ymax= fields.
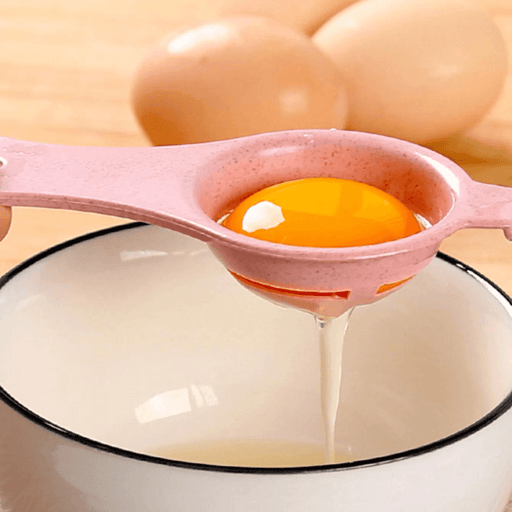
xmin=132 ymin=17 xmax=348 ymax=145
xmin=313 ymin=0 xmax=508 ymax=144
xmin=0 ymin=206 xmax=11 ymax=242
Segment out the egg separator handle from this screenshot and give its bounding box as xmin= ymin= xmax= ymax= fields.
xmin=0 ymin=136 xmax=233 ymax=242
xmin=456 ymin=179 xmax=512 ymax=240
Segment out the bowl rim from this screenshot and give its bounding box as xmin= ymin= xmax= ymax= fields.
xmin=0 ymin=221 xmax=511 ymax=475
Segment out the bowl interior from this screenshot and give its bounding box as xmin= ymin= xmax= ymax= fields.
xmin=0 ymin=224 xmax=512 ymax=466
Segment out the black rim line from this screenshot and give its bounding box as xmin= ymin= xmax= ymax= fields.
xmin=0 ymin=222 xmax=511 ymax=475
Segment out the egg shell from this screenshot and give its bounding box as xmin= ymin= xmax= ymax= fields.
xmin=0 ymin=206 xmax=11 ymax=242
xmin=312 ymin=0 xmax=508 ymax=144
xmin=132 ymin=17 xmax=348 ymax=146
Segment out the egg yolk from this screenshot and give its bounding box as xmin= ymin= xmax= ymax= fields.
xmin=222 ymin=178 xmax=422 ymax=247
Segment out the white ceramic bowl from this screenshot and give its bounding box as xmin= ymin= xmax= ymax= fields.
xmin=1 ymin=223 xmax=512 ymax=512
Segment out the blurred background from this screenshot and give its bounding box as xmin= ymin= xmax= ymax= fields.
xmin=0 ymin=0 xmax=511 ymax=292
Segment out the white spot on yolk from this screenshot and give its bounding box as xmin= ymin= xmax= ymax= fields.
xmin=242 ymin=201 xmax=285 ymax=233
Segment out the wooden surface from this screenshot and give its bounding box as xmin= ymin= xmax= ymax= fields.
xmin=0 ymin=0 xmax=511 ymax=294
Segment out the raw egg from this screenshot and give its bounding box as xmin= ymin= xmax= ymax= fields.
xmin=132 ymin=16 xmax=348 ymax=145
xmin=312 ymin=0 xmax=508 ymax=144
xmin=222 ymin=178 xmax=422 ymax=247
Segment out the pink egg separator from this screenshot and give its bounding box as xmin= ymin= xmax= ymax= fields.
xmin=1 ymin=129 xmax=511 ymax=318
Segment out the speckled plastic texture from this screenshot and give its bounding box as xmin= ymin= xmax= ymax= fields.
xmin=1 ymin=129 xmax=511 ymax=316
